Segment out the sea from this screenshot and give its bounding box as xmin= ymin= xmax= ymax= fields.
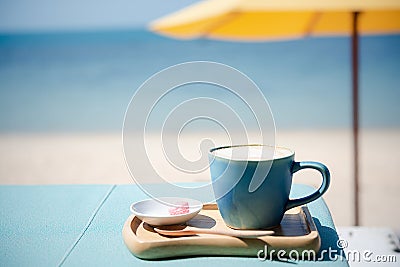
xmin=0 ymin=29 xmax=399 ymax=133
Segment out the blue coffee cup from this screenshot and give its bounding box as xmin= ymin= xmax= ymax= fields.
xmin=208 ymin=144 xmax=330 ymax=229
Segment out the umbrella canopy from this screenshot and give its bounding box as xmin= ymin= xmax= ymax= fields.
xmin=150 ymin=0 xmax=400 ymax=40
xmin=149 ymin=0 xmax=400 ymax=226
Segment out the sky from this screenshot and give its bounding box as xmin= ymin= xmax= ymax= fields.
xmin=0 ymin=0 xmax=199 ymax=32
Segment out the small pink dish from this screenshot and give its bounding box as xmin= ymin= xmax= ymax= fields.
xmin=130 ymin=197 xmax=203 ymax=226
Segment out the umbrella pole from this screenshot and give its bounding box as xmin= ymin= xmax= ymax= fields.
xmin=352 ymin=12 xmax=360 ymax=226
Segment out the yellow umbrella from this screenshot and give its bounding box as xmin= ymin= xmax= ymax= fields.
xmin=150 ymin=0 xmax=400 ymax=226
xmin=150 ymin=0 xmax=400 ymax=40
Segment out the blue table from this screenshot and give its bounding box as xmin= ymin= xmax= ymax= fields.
xmin=0 ymin=184 xmax=349 ymax=266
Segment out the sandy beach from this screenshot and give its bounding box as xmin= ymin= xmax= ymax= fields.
xmin=0 ymin=129 xmax=399 ymax=229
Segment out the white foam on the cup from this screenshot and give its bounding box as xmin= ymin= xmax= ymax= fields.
xmin=212 ymin=146 xmax=292 ymax=161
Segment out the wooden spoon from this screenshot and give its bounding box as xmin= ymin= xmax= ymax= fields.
xmin=154 ymin=225 xmax=274 ymax=238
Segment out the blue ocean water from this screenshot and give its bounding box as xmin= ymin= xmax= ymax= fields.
xmin=0 ymin=30 xmax=399 ymax=132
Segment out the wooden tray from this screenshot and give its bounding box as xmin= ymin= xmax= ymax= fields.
xmin=122 ymin=204 xmax=320 ymax=260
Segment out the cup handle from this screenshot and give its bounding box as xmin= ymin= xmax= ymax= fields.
xmin=285 ymin=161 xmax=330 ymax=210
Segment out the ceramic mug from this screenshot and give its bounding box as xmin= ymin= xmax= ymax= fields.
xmin=208 ymin=144 xmax=330 ymax=229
